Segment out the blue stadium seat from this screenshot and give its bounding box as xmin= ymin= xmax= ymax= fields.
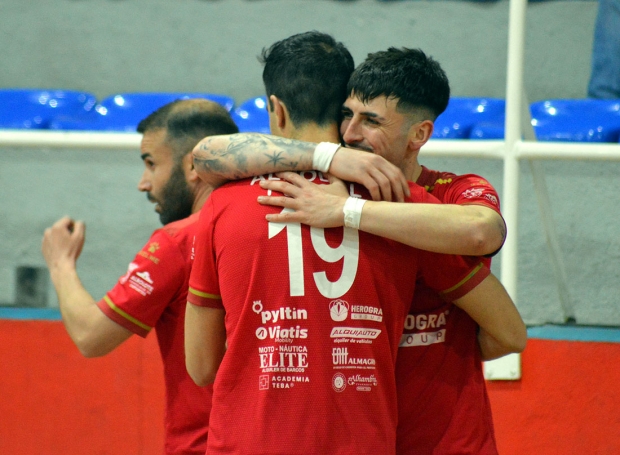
xmin=0 ymin=88 xmax=97 ymax=129
xmin=230 ymin=96 xmax=270 ymax=134
xmin=49 ymin=92 xmax=235 ymax=132
xmin=432 ymin=97 xmax=505 ymax=139
xmin=530 ymin=99 xmax=620 ymax=142
xmin=470 ymin=122 xmax=506 ymax=140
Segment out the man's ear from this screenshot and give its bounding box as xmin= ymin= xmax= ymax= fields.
xmin=269 ymin=95 xmax=289 ymax=131
xmin=183 ymin=152 xmax=200 ymax=183
xmin=408 ymin=119 xmax=434 ymax=151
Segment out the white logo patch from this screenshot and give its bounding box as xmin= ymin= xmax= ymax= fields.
xmin=136 ymin=271 xmax=153 ymax=284
xmin=329 ymin=299 xmax=349 ymax=321
xmin=462 ymin=188 xmax=484 ymax=199
xmin=484 ymin=194 xmax=499 ymax=206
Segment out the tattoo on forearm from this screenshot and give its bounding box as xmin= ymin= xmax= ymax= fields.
xmin=265 ymin=151 xmax=285 ymax=167
xmin=195 ymin=133 xmax=317 ymax=177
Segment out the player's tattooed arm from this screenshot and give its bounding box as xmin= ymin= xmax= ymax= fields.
xmin=192 ymin=132 xmax=410 ymax=202
xmin=192 ymin=133 xmax=316 ymax=185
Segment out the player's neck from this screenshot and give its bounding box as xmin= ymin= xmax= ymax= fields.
xmin=402 ymin=147 xmax=423 ymax=182
xmin=409 ymin=161 xmax=423 ymax=183
xmin=288 ymin=122 xmax=341 ymax=144
xmin=191 ymin=184 xmax=214 ymax=214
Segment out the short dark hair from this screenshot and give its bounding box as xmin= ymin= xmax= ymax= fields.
xmin=259 ymin=31 xmax=354 ymax=128
xmin=137 ymin=99 xmax=239 ymax=162
xmin=347 ymin=47 xmax=450 ymax=120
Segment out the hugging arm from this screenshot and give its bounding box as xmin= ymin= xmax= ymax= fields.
xmin=192 ymin=133 xmax=409 ymax=201
xmin=259 ymin=172 xmax=506 ymax=256
xmin=452 ymin=273 xmax=527 ymax=361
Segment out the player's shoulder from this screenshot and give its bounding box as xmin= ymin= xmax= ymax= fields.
xmin=416 ymin=166 xmax=457 ymax=191
xmin=406 ymin=181 xmax=441 ymax=204
xmin=159 ymin=212 xmax=201 ymax=241
xmin=419 ymin=166 xmax=497 ymax=192
xmin=451 ymin=173 xmax=496 ymax=189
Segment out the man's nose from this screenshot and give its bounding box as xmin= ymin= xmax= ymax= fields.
xmin=137 ymin=170 xmax=151 ymax=192
xmin=342 ymin=120 xmax=363 ymax=145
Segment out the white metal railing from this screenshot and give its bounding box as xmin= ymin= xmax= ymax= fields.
xmin=0 ymin=130 xmax=141 ymax=149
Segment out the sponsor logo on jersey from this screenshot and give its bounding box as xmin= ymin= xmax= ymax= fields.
xmin=332 ymin=347 xmax=376 ymax=368
xmin=332 ymin=373 xmax=346 ymax=392
xmin=255 ymin=325 xmax=308 ymax=342
xmin=330 ymin=327 xmax=381 ymax=339
xmin=258 ymin=305 xmax=308 ymax=325
xmin=258 ymin=345 xmax=309 ymax=375
xmin=128 ymin=274 xmax=154 ymax=296
xmin=272 ymin=375 xmax=309 ymax=383
xmin=258 ymin=345 xmax=308 ymax=371
xmin=400 ymin=329 xmax=447 ymax=347
xmin=329 ymin=300 xmax=382 ymax=323
xmin=253 ymin=301 xmax=309 ymax=342
xmin=350 ymin=305 xmax=383 ymax=322
xmin=329 ymin=299 xmax=349 ymax=321
xmin=462 ymin=188 xmax=484 ymax=199
xmin=347 ymin=374 xmax=378 ymax=392
xmin=253 ymin=300 xmax=307 ymax=324
xmin=258 ymin=374 xmax=310 ymax=390
xmin=135 ymin=271 xmax=153 ymax=284
xmin=435 ymin=178 xmax=453 ymax=186
xmin=403 ymin=309 xmax=449 ymax=331
xmin=138 ymin=243 xmax=160 ymax=264
xmin=484 ymin=193 xmax=499 ymax=206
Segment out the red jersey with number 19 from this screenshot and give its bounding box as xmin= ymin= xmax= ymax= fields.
xmin=188 ymin=172 xmax=490 ymax=455
xmin=396 ymin=166 xmax=504 ymax=455
xmin=97 ymin=213 xmax=210 ymax=455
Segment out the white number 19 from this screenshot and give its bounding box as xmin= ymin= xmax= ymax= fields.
xmin=268 ymin=208 xmax=360 ymax=298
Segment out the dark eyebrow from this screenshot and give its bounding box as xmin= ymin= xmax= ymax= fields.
xmin=362 ymin=111 xmax=382 ymax=119
xmin=358 ymin=110 xmax=386 ymax=123
xmin=341 ymin=104 xmax=385 ymax=121
xmin=140 ymin=153 xmax=151 ymax=160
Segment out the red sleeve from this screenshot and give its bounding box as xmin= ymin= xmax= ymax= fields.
xmin=440 ymin=174 xmax=502 ymax=214
xmin=96 ymin=230 xmax=185 ymax=338
xmin=445 ymin=174 xmax=505 ymax=256
xmin=418 ymin=252 xmax=491 ymax=302
xmin=188 ymin=197 xmax=223 ymax=309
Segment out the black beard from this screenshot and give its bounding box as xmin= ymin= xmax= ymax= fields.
xmin=157 ymin=163 xmax=194 ymax=225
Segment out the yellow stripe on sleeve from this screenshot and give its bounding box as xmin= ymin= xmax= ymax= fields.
xmin=188 ymin=287 xmax=222 ymax=300
xmin=103 ymin=296 xmax=152 ymax=332
xmin=439 ymin=262 xmax=484 ymax=296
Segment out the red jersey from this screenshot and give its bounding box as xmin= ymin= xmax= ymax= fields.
xmin=395 ymin=166 xmax=503 ymax=455
xmin=188 ymin=172 xmax=490 ymax=455
xmin=97 ymin=213 xmax=210 ymax=455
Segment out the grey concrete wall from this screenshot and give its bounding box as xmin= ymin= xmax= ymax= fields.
xmin=0 ymin=0 xmax=598 ymax=102
xmin=2 ymin=0 xmax=619 ymax=327
xmin=420 ymin=156 xmax=620 ymax=327
xmin=0 ymin=147 xmax=159 ymax=306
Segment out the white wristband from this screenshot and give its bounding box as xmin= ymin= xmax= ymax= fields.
xmin=313 ymin=142 xmax=340 ymax=173
xmin=342 ymin=197 xmax=367 ymax=229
